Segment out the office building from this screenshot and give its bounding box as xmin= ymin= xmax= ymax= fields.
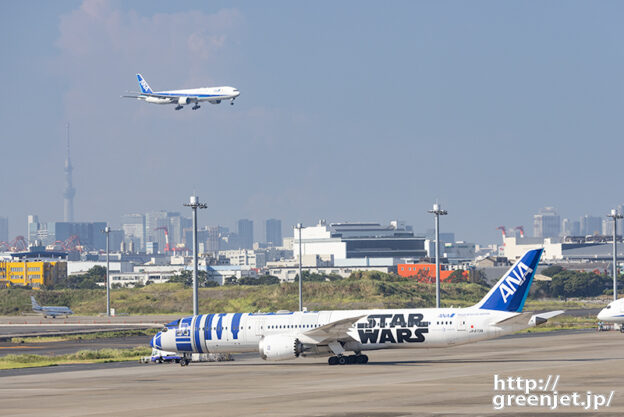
xmin=0 ymin=217 xmax=8 ymax=243
xmin=238 ymin=219 xmax=254 ymax=249
xmin=580 ymin=215 xmax=602 ymax=236
xmin=121 ymin=213 xmax=146 ymax=251
xmin=533 ymin=207 xmax=560 ymax=239
xmin=265 ymin=218 xmax=283 ymax=246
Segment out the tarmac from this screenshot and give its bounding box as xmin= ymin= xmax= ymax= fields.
xmin=1 ymin=329 xmax=623 ymax=417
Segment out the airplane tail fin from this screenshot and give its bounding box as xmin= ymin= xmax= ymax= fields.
xmin=136 ymin=73 xmax=153 ymax=94
xmin=31 ymin=296 xmax=41 ymax=310
xmin=473 ymin=249 xmax=543 ymax=312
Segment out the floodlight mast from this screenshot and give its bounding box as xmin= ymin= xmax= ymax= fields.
xmin=428 ymin=203 xmax=448 ymax=309
xmin=184 ymin=196 xmax=207 ymax=316
xmin=296 ymin=223 xmax=304 ymax=312
xmin=607 ymin=209 xmax=623 ymax=302
xmin=103 ymin=226 xmax=110 ymax=316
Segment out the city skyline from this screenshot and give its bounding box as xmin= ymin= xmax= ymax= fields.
xmin=2 ymin=1 xmax=623 ymax=245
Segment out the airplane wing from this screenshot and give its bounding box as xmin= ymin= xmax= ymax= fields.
xmin=298 ymin=315 xmax=367 ymax=344
xmin=490 ymin=312 xmax=533 ymax=326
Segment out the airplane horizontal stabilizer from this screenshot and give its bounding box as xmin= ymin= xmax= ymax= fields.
xmin=529 ymin=310 xmax=565 ymax=326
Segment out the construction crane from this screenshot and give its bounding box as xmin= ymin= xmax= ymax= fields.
xmin=496 ymin=226 xmax=507 ymax=239
xmin=514 ymin=226 xmax=525 ymax=238
xmin=64 ymin=235 xmax=82 ymax=252
xmin=154 ymin=226 xmax=171 ymax=252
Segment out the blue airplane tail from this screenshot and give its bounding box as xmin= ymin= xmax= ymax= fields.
xmin=473 ymin=249 xmax=543 ymax=312
xmin=136 ymin=73 xmax=153 ymax=94
xmin=31 ymin=296 xmax=41 ymax=310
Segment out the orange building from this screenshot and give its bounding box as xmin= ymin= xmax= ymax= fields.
xmin=397 ymin=263 xmax=468 ymax=282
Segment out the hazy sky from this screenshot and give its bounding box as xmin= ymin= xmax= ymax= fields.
xmin=1 ymin=0 xmax=623 ymax=244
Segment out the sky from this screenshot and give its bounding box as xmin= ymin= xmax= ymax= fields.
xmin=1 ymin=0 xmax=623 ymax=245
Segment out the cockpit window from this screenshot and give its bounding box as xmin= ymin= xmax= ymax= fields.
xmin=606 ymin=305 xmax=611 ymax=309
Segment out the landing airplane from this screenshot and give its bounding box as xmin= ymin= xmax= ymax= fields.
xmin=122 ymin=74 xmax=240 ymax=110
xmin=151 ymin=249 xmax=563 ymax=366
xmin=597 ymin=298 xmax=624 ymax=331
xmin=31 ymin=296 xmax=73 ymax=318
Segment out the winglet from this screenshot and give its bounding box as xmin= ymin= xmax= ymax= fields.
xmin=136 ymin=73 xmax=153 ymax=94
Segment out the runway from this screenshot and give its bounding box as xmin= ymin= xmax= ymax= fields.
xmin=1 ymin=330 xmax=622 ymax=416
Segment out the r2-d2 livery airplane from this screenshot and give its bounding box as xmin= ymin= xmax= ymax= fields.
xmin=122 ymin=74 xmax=240 ymax=110
xmin=597 ymin=298 xmax=624 ymax=331
xmin=151 ymin=249 xmax=563 ymax=366
xmin=31 ymin=296 xmax=73 ymax=318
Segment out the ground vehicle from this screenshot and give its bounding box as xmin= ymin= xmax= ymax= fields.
xmin=150 ymin=348 xmax=181 ymax=363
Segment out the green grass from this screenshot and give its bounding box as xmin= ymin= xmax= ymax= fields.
xmin=10 ymin=328 xmax=158 ymax=344
xmin=0 ymin=347 xmax=152 ymax=370
xmin=0 ymin=280 xmax=608 ymax=317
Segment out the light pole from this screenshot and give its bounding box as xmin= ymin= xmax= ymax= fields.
xmin=607 ymin=209 xmax=623 ymax=302
xmin=428 ymin=203 xmax=448 ymax=309
xmin=296 ymin=223 xmax=303 ymax=311
xmin=184 ymin=195 xmax=207 ymax=316
xmin=103 ymin=226 xmax=111 ymax=317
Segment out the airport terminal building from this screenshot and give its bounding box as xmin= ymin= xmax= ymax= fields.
xmin=293 ymin=220 xmax=426 ymax=260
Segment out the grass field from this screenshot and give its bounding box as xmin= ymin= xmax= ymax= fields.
xmin=0 ymin=347 xmax=152 ymax=370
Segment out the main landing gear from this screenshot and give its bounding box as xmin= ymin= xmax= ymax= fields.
xmin=328 ymin=354 xmax=368 ymax=365
xmin=175 ymin=105 xmax=183 ymax=111
xmin=192 ymin=104 xmax=201 ymax=110
xmin=180 ymin=354 xmax=191 ymax=366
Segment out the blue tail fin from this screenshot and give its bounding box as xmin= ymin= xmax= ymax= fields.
xmin=474 ymin=249 xmax=543 ymax=312
xmin=136 ymin=73 xmax=153 ymax=94
xmin=31 ymin=296 xmax=41 ymax=310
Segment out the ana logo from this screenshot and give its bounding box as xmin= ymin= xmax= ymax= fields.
xmin=498 ymin=261 xmax=533 ymax=303
xmin=438 ymin=313 xmax=455 ymax=318
xmin=140 ymin=79 xmax=150 ymax=91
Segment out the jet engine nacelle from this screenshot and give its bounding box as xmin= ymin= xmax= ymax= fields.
xmin=178 ymin=97 xmax=190 ymax=105
xmin=258 ymin=335 xmax=302 ymax=361
xmin=145 ymin=97 xmax=171 ymax=104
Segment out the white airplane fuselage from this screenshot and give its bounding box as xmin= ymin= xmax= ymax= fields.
xmin=597 ymin=298 xmax=624 ymax=324
xmin=144 ymin=86 xmax=240 ymax=105
xmin=154 ymin=307 xmax=533 ymax=359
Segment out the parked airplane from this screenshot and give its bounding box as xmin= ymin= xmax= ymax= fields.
xmin=597 ymin=298 xmax=624 ymax=330
xmin=122 ymin=74 xmax=240 ymax=110
xmin=151 ymin=249 xmax=563 ymax=366
xmin=31 ymin=296 xmax=73 ymax=318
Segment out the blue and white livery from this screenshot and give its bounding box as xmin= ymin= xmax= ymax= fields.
xmin=122 ymin=74 xmax=240 ymax=110
xmin=152 ymin=249 xmax=563 ymax=366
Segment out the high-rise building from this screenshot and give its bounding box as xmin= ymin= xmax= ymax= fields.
xmin=121 ymin=213 xmax=146 ymax=251
xmin=265 ymin=218 xmax=283 ymax=246
xmin=580 ymin=215 xmax=602 ymax=236
xmin=63 ymin=123 xmax=76 ymax=222
xmin=533 ymin=207 xmax=560 ymax=239
xmin=50 ymin=222 xmax=107 ymax=250
xmin=0 ymin=217 xmax=8 ymax=243
xmin=237 ymin=219 xmax=253 ymax=249
xmin=562 ymin=218 xmax=580 ymax=236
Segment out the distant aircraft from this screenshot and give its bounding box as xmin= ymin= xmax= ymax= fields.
xmin=31 ymin=296 xmax=73 ymax=318
xmin=122 ymin=74 xmax=240 ymax=110
xmin=151 ymin=249 xmax=564 ymax=366
xmin=597 ymin=298 xmax=624 ymax=331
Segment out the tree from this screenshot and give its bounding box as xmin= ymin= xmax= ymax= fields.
xmin=446 ymin=270 xmax=468 ymax=283
xmin=541 ymin=265 xmax=565 ymax=278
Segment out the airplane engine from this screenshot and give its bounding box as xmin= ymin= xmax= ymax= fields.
xmin=258 ymin=335 xmax=302 ymax=361
xmin=210 ymin=100 xmax=221 ymax=104
xmin=178 ymin=97 xmax=190 ymax=105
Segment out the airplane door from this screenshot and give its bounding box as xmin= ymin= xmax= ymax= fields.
xmin=456 ymin=317 xmax=467 ymax=331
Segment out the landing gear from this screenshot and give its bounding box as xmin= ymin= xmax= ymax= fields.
xmin=192 ymin=104 xmax=201 ymax=110
xmin=230 ymin=98 xmax=235 ymax=106
xmin=328 ymin=354 xmax=368 ymax=365
xmin=175 ymin=105 xmax=183 ymax=111
xmin=180 ymin=354 xmax=191 ymax=366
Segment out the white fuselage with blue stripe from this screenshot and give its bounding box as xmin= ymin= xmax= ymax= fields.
xmin=597 ymin=298 xmax=624 ymax=324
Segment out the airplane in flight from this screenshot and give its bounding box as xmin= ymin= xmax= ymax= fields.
xmin=151 ymin=249 xmax=564 ymax=366
xmin=31 ymin=296 xmax=73 ymax=318
xmin=122 ymin=74 xmax=240 ymax=110
xmin=597 ymin=298 xmax=624 ymax=331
